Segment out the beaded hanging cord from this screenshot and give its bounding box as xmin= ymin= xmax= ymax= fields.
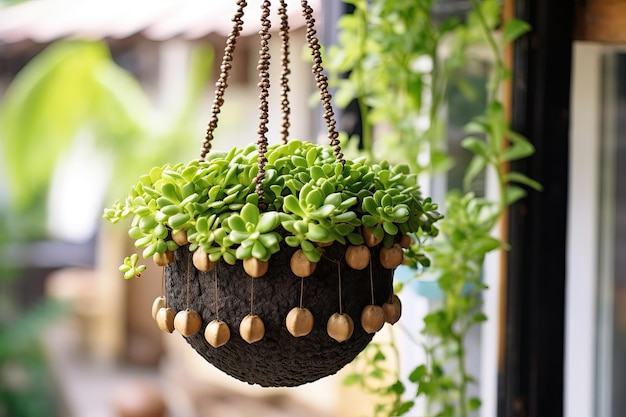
xmin=200 ymin=0 xmax=344 ymax=207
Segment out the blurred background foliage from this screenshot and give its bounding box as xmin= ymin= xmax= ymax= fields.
xmin=0 ymin=40 xmax=213 ymax=239
xmin=0 ymin=39 xmax=214 ymax=417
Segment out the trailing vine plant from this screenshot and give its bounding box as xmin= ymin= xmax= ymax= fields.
xmin=327 ymin=0 xmax=537 ymax=416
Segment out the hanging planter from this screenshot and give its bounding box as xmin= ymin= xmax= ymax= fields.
xmin=103 ymin=0 xmax=441 ymax=387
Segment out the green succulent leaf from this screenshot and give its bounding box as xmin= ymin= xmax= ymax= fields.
xmin=283 ymin=195 xmax=305 ymax=217
xmin=382 ymin=221 xmax=399 ymax=235
xmin=257 ymin=212 xmax=280 ymax=233
xmin=285 ymin=236 xmax=301 ymax=247
xmin=258 ymin=232 xmax=280 ymax=249
xmin=228 ymin=215 xmax=248 ymax=233
xmin=251 ymin=240 xmax=269 ymax=260
xmin=306 ymin=223 xmax=331 ymax=242
xmin=229 ymin=230 xmax=250 ymax=244
xmin=168 ymin=213 xmax=190 ymax=229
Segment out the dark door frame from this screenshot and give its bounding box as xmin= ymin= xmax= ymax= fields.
xmin=499 ymin=0 xmax=574 ymax=416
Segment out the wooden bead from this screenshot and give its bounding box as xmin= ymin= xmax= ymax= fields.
xmin=383 ymin=294 xmax=402 ymax=325
xmin=205 ymin=319 xmax=231 ymax=348
xmin=286 ymin=307 xmax=314 ymax=337
xmin=155 ymin=307 xmax=175 ymax=333
xmin=327 ymin=313 xmax=354 ymax=342
xmin=379 ymin=243 xmax=403 ymax=269
xmin=360 ymin=305 xmax=385 ymax=334
xmin=345 ymin=245 xmax=370 ymax=270
xmin=290 ymin=249 xmax=317 ymax=277
xmin=174 ymin=309 xmax=202 ymax=337
xmin=151 ymin=296 xmax=166 ymax=320
xmin=239 ymin=314 xmax=265 ymax=344
xmin=243 ymin=258 xmax=268 ymax=278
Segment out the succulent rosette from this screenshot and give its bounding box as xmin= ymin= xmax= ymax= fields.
xmin=104 ymin=140 xmax=442 ymax=274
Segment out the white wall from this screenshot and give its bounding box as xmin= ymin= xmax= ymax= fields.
xmin=564 ymin=41 xmax=603 ymax=417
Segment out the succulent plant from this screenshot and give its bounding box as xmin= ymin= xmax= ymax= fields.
xmin=103 ymin=140 xmax=442 ymax=275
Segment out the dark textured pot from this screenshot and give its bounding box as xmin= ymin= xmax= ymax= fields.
xmin=165 ymin=242 xmax=394 ymax=387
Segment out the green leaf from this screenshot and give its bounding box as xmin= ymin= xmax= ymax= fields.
xmin=468 ymin=397 xmax=482 ymax=411
xmin=343 ymin=374 xmax=363 ymax=386
xmin=229 ymin=230 xmax=250 ymax=244
xmin=283 ymin=195 xmax=304 ymax=217
xmin=388 ymin=380 xmax=405 ymax=395
xmin=310 ymin=204 xmax=336 ymax=218
xmin=302 ymin=246 xmax=322 ymax=262
xmin=502 ymin=131 xmax=535 ymax=161
xmin=504 ymin=18 xmax=531 ymax=42
xmin=382 ymin=221 xmax=398 ymax=235
xmin=305 ymin=189 xmax=324 ymax=207
xmin=505 ymin=171 xmax=543 ymax=191
xmin=362 ymin=215 xmax=378 ymax=228
xmin=258 ymin=232 xmax=280 ymax=250
xmin=223 ymin=251 xmax=237 ymax=265
xmin=307 ymin=222 xmax=331 ymax=242
xmin=143 ymin=244 xmax=157 ymax=258
xmin=161 ymin=183 xmax=180 ymax=203
xmin=324 ymin=192 xmax=342 ymax=207
xmin=463 ymin=154 xmax=488 ymax=191
xmin=473 ymin=312 xmax=488 ymax=323
xmin=251 ymin=240 xmax=268 ymax=260
xmin=257 ymin=212 xmax=280 ymax=233
xmin=333 ymin=211 xmax=357 ymax=223
xmin=348 ymin=232 xmax=364 ymax=245
xmin=362 ymin=196 xmax=378 ymax=214
xmin=228 ymin=215 xmax=247 ymax=233
xmin=306 ymin=147 xmax=318 ymax=166
xmin=240 ymin=203 xmax=259 ymax=225
xmin=285 ymin=236 xmax=301 ymax=247
xmin=294 ymin=220 xmax=308 ymax=235
xmin=167 ymin=213 xmax=190 ymax=229
xmin=505 ymin=185 xmax=527 ymax=205
xmin=128 ymin=227 xmax=143 ymax=240
xmin=409 ymin=365 xmax=427 ymax=383
xmin=461 ymin=136 xmax=491 ymax=159
xmin=335 ymin=223 xmax=354 ymax=236
xmin=310 ymin=165 xmax=326 ymax=180
xmin=394 ymin=400 xmax=414 ymax=416
xmin=236 ymin=244 xmax=253 ymax=260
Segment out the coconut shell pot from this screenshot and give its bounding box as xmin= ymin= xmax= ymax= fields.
xmin=166 ymin=243 xmax=393 ymax=387
xmin=104 ymin=0 xmax=441 ymax=388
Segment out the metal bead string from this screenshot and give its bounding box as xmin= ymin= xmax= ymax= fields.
xmin=254 ymin=0 xmax=272 ymax=206
xmin=301 ymin=0 xmax=344 ymax=165
xmin=200 ymin=0 xmax=247 ymax=160
xmin=278 ymin=0 xmax=291 ymax=144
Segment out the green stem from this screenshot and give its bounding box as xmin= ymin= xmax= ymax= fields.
xmin=389 ymin=329 xmax=403 ymax=412
xmin=355 ymin=5 xmax=375 ymax=162
xmin=455 ymin=331 xmax=469 ymax=417
xmin=473 ymin=0 xmax=510 ymax=219
xmin=470 ymin=0 xmax=504 ymax=103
